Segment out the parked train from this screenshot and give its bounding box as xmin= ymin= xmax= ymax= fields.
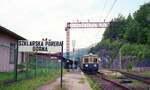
xmin=80 ymin=53 xmax=100 ymax=74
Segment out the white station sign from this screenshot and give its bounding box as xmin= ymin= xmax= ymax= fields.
xmin=18 ymin=40 xmax=63 ymax=53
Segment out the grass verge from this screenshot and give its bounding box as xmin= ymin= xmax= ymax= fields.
xmin=0 ymin=70 xmax=60 ymax=90
xmin=0 ymin=72 xmax=14 ymax=81
xmin=141 ymin=71 xmax=150 ymax=77
xmin=86 ymin=75 xmax=101 ymax=90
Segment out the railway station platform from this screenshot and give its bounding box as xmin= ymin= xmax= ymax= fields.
xmin=37 ymin=70 xmax=92 ymax=90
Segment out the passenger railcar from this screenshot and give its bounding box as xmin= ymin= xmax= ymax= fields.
xmin=80 ymin=54 xmax=100 ymax=74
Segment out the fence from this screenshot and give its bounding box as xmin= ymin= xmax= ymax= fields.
xmin=0 ymin=53 xmax=61 ymax=85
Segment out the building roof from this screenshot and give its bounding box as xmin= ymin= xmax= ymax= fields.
xmin=0 ymin=25 xmax=26 ymax=40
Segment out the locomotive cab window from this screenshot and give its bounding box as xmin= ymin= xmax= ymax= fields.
xmin=93 ymin=58 xmax=97 ymax=63
xmin=84 ymin=58 xmax=88 ymax=63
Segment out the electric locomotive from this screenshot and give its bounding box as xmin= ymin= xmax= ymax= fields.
xmin=80 ymin=53 xmax=100 ymax=74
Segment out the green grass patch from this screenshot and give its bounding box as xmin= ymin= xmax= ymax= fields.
xmin=0 ymin=72 xmax=14 ymax=82
xmin=141 ymin=71 xmax=150 ymax=77
xmin=86 ymin=75 xmax=101 ymax=90
xmin=0 ymin=70 xmax=61 ymax=90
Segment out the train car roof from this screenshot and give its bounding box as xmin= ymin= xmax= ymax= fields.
xmin=82 ymin=53 xmax=99 ymax=58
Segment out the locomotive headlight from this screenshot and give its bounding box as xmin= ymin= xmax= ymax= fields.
xmin=94 ymin=64 xmax=97 ymax=67
xmin=85 ymin=64 xmax=88 ymax=67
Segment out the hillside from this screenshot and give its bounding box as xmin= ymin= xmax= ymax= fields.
xmin=64 ymin=42 xmax=97 ymax=61
xmin=89 ymin=2 xmax=150 ymax=69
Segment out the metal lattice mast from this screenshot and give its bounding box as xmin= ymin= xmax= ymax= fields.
xmin=65 ymin=21 xmax=110 ymax=59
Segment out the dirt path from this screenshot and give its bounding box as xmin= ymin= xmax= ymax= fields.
xmin=37 ymin=78 xmax=60 ymax=90
xmin=37 ymin=71 xmax=92 ymax=90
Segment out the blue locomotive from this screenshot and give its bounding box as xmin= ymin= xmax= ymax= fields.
xmin=80 ymin=53 xmax=100 ymax=74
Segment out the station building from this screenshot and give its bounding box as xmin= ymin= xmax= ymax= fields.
xmin=0 ymin=26 xmax=27 ymax=72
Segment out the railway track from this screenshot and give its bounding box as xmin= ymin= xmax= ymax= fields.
xmin=111 ymin=70 xmax=150 ymax=84
xmin=88 ymin=72 xmax=131 ymax=90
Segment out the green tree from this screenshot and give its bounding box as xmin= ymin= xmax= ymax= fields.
xmin=124 ymin=15 xmax=141 ymax=43
xmin=147 ymin=30 xmax=150 ymax=44
xmin=134 ymin=2 xmax=150 ymax=44
xmin=134 ymin=2 xmax=150 ymax=27
xmin=103 ymin=14 xmax=126 ymax=40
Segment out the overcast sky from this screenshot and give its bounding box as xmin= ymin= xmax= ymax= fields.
xmin=0 ymin=0 xmax=149 ymax=51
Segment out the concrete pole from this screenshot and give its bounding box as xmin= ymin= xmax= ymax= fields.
xmin=72 ymin=40 xmax=76 ymax=70
xmin=119 ymin=50 xmax=122 ymax=69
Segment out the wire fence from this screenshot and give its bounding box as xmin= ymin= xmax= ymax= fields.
xmin=0 ymin=53 xmax=61 ymax=85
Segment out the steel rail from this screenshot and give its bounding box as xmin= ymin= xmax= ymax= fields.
xmin=97 ymin=72 xmax=131 ymax=90
xmin=111 ymin=69 xmax=150 ymax=84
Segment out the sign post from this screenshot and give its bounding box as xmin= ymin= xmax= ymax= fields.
xmin=61 ymin=41 xmax=63 ymax=89
xmin=18 ymin=40 xmax=64 ymax=87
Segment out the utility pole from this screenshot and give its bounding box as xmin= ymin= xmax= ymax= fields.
xmin=72 ymin=40 xmax=76 ymax=70
xmin=119 ymin=50 xmax=122 ymax=69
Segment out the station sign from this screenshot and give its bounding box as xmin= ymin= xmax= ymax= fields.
xmin=18 ymin=40 xmax=63 ymax=53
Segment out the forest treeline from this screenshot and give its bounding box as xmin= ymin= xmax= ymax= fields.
xmin=89 ymin=2 xmax=150 ymax=67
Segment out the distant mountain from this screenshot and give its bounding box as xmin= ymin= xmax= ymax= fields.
xmin=63 ymin=43 xmax=98 ymax=61
xmin=70 ymin=48 xmax=89 ymax=61
xmin=64 ymin=48 xmax=93 ymax=61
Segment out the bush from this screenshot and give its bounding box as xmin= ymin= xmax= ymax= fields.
xmin=120 ymin=44 xmax=150 ymax=60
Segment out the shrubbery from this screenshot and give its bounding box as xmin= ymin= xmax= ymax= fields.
xmin=121 ymin=44 xmax=150 ymax=60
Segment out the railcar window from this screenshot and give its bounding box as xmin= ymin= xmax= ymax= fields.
xmin=93 ymin=58 xmax=97 ymax=63
xmin=84 ymin=58 xmax=88 ymax=63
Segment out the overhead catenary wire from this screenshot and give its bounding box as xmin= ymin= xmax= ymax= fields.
xmin=101 ymin=0 xmax=108 ymax=21
xmin=104 ymin=0 xmax=118 ymax=22
xmin=103 ymin=0 xmax=108 ymax=11
xmin=97 ymin=0 xmax=108 ymax=37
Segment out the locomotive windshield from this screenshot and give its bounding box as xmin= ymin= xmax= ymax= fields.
xmin=84 ymin=58 xmax=88 ymax=63
xmin=93 ymin=58 xmax=97 ymax=63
